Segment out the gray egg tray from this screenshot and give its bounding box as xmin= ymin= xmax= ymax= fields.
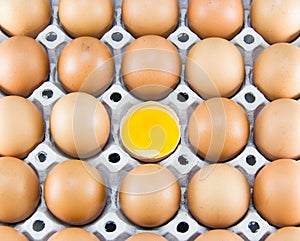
xmin=1 ymin=0 xmax=299 ymax=240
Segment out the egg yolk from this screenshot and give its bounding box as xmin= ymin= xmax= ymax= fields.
xmin=121 ymin=107 xmax=180 ymax=159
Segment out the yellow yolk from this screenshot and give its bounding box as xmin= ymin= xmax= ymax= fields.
xmin=121 ymin=107 xmax=180 ymax=159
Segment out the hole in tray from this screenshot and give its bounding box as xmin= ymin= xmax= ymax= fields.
xmin=178 ymin=33 xmax=189 ymax=43
xmin=112 ymin=32 xmax=123 ymax=42
xmin=110 ymin=92 xmax=122 ymax=102
xmin=246 ymin=155 xmax=256 ymax=166
xmin=37 ymin=151 xmax=47 ymax=163
xmin=105 ymin=221 xmax=116 ymax=232
xmin=244 ymin=34 xmax=255 ymax=44
xmin=248 ymin=221 xmax=260 ymax=233
xmin=45 ymin=31 xmax=58 ymax=42
xmin=33 ymin=220 xmax=45 ymax=232
xmin=177 ymin=221 xmax=189 ymax=233
xmin=178 ymin=155 xmax=188 ymax=165
xmin=177 ymin=92 xmax=189 ymax=102
xmin=245 ymin=92 xmax=256 ymax=103
xmin=108 ymin=153 xmax=120 ymax=163
xmin=42 ymin=89 xmax=53 ymax=99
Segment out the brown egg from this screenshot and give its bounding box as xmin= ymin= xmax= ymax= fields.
xmin=186 ymin=37 xmax=244 ymax=99
xmin=0 ymin=36 xmax=49 ymax=97
xmin=125 ymin=233 xmax=167 ymax=241
xmin=0 ymin=96 xmax=44 ymax=158
xmin=187 ymin=164 xmax=250 ymax=228
xmin=44 ymin=160 xmax=106 ymax=225
xmin=0 ymin=0 xmax=51 ymax=38
xmin=254 ymin=99 xmax=300 ymax=160
xmin=48 ymin=228 xmax=100 ymax=241
xmin=0 ymin=157 xmax=40 ymax=223
xmin=265 ymin=227 xmax=300 ymax=241
xmin=119 ymin=164 xmax=181 ymax=227
xmin=253 ymin=43 xmax=300 ymax=100
xmin=251 ymin=0 xmax=300 ymax=44
xmin=0 ymin=226 xmax=29 ymax=241
xmin=194 ymin=230 xmax=244 ymax=241
xmin=58 ymin=37 xmax=114 ymax=97
xmin=122 ymin=0 xmax=179 ymax=37
xmin=58 ymin=0 xmax=114 ymax=38
xmin=50 ymin=92 xmax=110 ymax=159
xmin=254 ymin=159 xmax=300 ymax=227
xmin=188 ymin=0 xmax=244 ymax=40
xmin=188 ymin=98 xmax=249 ymax=162
xmin=121 ymin=35 xmax=181 ymax=100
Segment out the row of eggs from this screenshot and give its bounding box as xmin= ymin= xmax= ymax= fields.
xmin=1 ymin=92 xmax=300 ymax=162
xmin=1 ymin=156 xmax=300 ymax=240
xmin=1 ymin=0 xmax=300 ymax=44
xmin=1 ymin=34 xmax=300 ymax=101
xmin=3 ymin=226 xmax=300 ymax=240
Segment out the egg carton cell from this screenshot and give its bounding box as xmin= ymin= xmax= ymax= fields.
xmin=1 ymin=0 xmax=300 ymax=240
